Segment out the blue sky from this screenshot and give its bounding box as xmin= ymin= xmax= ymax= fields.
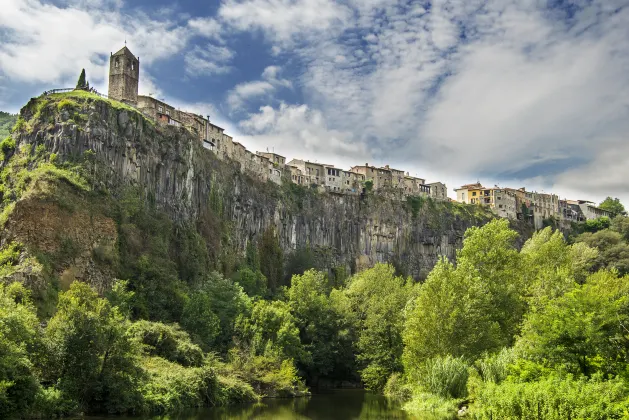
xmin=1 ymin=0 xmax=629 ymax=203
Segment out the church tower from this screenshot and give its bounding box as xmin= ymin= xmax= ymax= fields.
xmin=108 ymin=46 xmax=139 ymax=105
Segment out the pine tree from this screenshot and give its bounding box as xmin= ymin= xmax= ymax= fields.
xmin=76 ymin=68 xmax=86 ymax=89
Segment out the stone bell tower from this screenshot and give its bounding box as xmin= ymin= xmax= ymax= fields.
xmin=108 ymin=46 xmax=139 ymax=106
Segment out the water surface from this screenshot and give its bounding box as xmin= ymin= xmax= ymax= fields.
xmin=88 ymin=390 xmax=452 ymax=420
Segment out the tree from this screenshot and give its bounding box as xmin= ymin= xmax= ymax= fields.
xmin=75 ymin=69 xmax=87 ymax=89
xmin=599 ymin=197 xmax=625 ymax=216
xmin=402 ymin=258 xmax=501 ymax=379
xmin=232 ymin=267 xmax=267 ymax=298
xmin=190 ymin=272 xmax=252 ymax=351
xmin=44 ymin=282 xmax=141 ymax=413
xmin=403 ymin=220 xmax=528 ymax=380
xmin=180 ymin=291 xmax=221 ymax=350
xmin=456 ymin=219 xmax=525 ymax=342
xmin=575 ymin=230 xmax=629 ymax=275
xmin=235 ymin=299 xmax=305 ymax=363
xmin=0 ymin=283 xmax=41 ymax=418
xmin=611 ymin=216 xmax=629 ymax=242
xmin=344 ymin=264 xmax=416 ymax=391
xmin=288 ymin=270 xmax=351 ymax=383
xmin=516 ymin=270 xmax=629 ymax=377
xmin=258 ymin=226 xmax=284 ymax=291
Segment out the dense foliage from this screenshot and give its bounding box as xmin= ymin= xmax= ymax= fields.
xmin=599 ymin=196 xmax=626 ymax=216
xmin=0 ymin=112 xmax=17 ymax=139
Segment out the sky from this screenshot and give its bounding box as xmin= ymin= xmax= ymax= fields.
xmin=1 ymin=0 xmax=628 ymax=204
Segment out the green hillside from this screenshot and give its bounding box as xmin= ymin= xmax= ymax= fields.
xmin=0 ymin=111 xmax=17 ymax=138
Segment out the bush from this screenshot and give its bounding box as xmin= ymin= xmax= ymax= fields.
xmin=139 ymin=357 xmax=220 ymax=413
xmin=476 ymin=348 xmax=516 ymax=384
xmin=383 ymin=373 xmax=412 ymax=401
xmin=128 ymin=320 xmax=204 ymax=367
xmin=0 ymin=136 xmax=15 ymax=157
xmin=473 ymin=375 xmax=629 ymax=420
xmin=415 ymin=355 xmax=469 ymax=399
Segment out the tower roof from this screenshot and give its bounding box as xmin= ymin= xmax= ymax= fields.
xmin=112 ymin=46 xmax=137 ymax=59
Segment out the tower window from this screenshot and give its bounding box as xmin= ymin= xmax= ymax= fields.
xmin=115 ymin=58 xmax=119 ymax=68
xmin=132 ymin=62 xmax=135 ymax=70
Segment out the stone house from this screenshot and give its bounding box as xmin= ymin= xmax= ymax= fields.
xmin=403 ymin=174 xmax=427 ymax=196
xmin=350 ymin=163 xmax=393 ymax=190
xmin=257 ymin=152 xmax=286 ymax=166
xmin=492 ymin=188 xmax=518 ymax=219
xmin=287 ymin=159 xmax=325 ymax=186
xmin=137 ymin=96 xmax=183 ymax=128
xmin=578 ymin=200 xmax=614 ymax=220
xmin=427 ymin=182 xmax=447 ymax=200
xmin=323 ymin=164 xmax=344 ymax=192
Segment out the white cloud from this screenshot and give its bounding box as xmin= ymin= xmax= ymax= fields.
xmin=218 ymin=0 xmax=352 ymax=45
xmin=227 ymin=65 xmax=292 ymax=110
xmin=184 ymin=44 xmax=235 ymax=77
xmin=188 ymin=17 xmax=223 ymax=41
xmin=220 ymin=0 xmax=629 ymax=201
xmin=237 ymin=103 xmax=370 ymax=165
xmin=0 ymin=0 xmax=191 ymax=88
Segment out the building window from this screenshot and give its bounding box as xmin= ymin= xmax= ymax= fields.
xmin=131 ymin=62 xmax=135 ymax=70
xmin=158 ymin=106 xmax=163 ymax=112
xmin=166 ymin=110 xmax=170 ymax=116
xmin=472 ymin=192 xmax=477 ymax=196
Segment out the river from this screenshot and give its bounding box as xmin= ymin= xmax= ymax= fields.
xmin=86 ymin=390 xmax=454 ymax=420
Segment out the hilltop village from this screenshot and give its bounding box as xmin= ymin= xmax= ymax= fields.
xmin=107 ymin=46 xmax=613 ymax=228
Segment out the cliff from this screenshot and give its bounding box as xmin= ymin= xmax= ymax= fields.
xmin=1 ymin=91 xmax=507 ymax=303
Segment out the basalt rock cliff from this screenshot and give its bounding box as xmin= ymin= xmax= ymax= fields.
xmin=1 ymin=92 xmax=515 ymax=300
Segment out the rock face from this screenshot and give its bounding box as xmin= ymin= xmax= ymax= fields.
xmin=13 ymin=96 xmax=497 ymax=279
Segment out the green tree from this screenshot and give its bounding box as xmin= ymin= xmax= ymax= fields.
xmin=180 ymin=291 xmax=221 ymax=350
xmin=288 ymin=270 xmax=352 ymax=383
xmin=75 ymin=69 xmax=87 ymax=89
xmin=44 ymin=282 xmax=141 ymax=413
xmin=516 ymin=270 xmax=629 ymax=377
xmin=344 ymin=264 xmax=416 ymax=391
xmin=599 ymin=197 xmax=625 ymax=216
xmin=521 ymin=227 xmax=587 ymax=304
xmin=455 ymin=219 xmax=525 ymax=343
xmin=192 ymin=272 xmax=252 ymax=351
xmin=232 ymin=267 xmax=267 ymax=298
xmin=575 ymin=230 xmax=629 ymax=275
xmin=258 ymin=226 xmax=284 ymax=291
xmin=402 ymin=258 xmax=501 ymax=378
xmin=0 ymin=283 xmax=41 ymax=418
xmin=236 ymin=299 xmax=305 ymax=363
xmin=611 ymin=216 xmax=629 ymax=241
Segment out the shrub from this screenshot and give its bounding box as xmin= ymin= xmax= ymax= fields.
xmin=0 ymin=136 xmax=15 ymax=156
xmin=473 ymin=375 xmax=629 ymax=420
xmin=128 ymin=320 xmax=204 ymax=367
xmin=415 ymin=355 xmax=469 ymax=399
xmin=476 ymin=348 xmax=516 ymax=384
xmin=383 ymin=373 xmax=412 ymax=401
xmin=139 ymin=357 xmax=220 ymax=413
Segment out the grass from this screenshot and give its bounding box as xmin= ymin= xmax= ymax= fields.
xmin=46 ymin=90 xmax=143 ymax=116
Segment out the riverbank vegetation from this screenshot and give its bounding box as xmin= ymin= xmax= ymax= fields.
xmin=4 ymin=214 xmax=629 ymax=419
